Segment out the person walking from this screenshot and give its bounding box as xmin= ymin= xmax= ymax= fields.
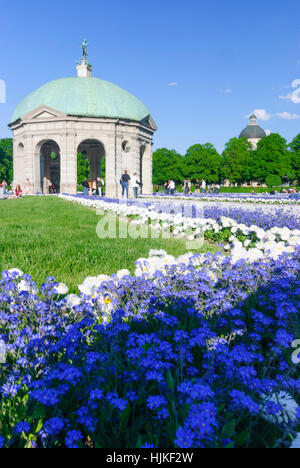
xmin=121 ymin=170 xmax=131 ymax=198
xmin=132 ymin=173 xmax=141 ymax=199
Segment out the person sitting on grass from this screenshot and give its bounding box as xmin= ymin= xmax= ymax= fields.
xmin=0 ymin=184 xmax=6 ymax=200
xmin=15 ymin=185 xmax=22 ymax=198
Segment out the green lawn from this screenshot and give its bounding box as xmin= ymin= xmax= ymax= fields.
xmin=0 ymin=197 xmax=217 ymax=293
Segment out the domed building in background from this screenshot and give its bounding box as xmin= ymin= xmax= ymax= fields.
xmin=239 ymin=114 xmax=266 ymax=149
xmin=9 ymin=43 xmax=157 ymax=196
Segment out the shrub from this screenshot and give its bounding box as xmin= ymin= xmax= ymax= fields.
xmin=265 ymin=175 xmax=282 ymax=188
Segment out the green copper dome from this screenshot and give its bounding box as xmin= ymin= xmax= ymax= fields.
xmin=10 ymin=77 xmax=150 ymax=124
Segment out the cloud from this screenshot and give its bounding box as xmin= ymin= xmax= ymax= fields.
xmin=245 ymin=109 xmax=271 ymax=121
xmin=276 ymin=112 xmax=300 ymax=120
xmin=265 ymin=129 xmax=271 ymax=136
xmin=279 ymin=79 xmax=300 ymax=103
xmin=218 ymin=88 xmax=232 ymax=94
xmin=168 ymin=82 xmax=178 ymax=87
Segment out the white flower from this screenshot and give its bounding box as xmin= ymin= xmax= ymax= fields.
xmin=17 ymin=280 xmax=39 ymax=295
xmin=65 ymin=294 xmax=81 ymax=308
xmin=53 ymin=283 xmax=69 ymax=295
xmin=115 ymin=269 xmax=131 ymax=279
xmin=7 ymin=268 xmax=24 ymax=278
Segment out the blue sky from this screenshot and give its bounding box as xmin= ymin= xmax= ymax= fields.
xmin=0 ymin=0 xmax=299 ymax=153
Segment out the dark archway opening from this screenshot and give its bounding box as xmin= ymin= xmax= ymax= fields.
xmin=40 ymin=140 xmax=61 ymax=193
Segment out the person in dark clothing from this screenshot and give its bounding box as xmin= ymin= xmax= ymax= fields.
xmin=121 ymin=170 xmax=131 ymax=198
xmin=82 ymin=179 xmax=89 ymax=196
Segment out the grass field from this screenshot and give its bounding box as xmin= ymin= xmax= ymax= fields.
xmin=0 ymin=196 xmax=217 ymax=293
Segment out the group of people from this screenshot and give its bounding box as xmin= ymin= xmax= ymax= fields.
xmin=156 ymin=179 xmax=220 ymax=195
xmin=82 ymin=171 xmax=142 ymax=199
xmin=82 ymin=178 xmax=105 ymax=197
xmin=120 ymin=171 xmax=142 ymax=199
xmin=0 ymin=179 xmax=24 ymax=199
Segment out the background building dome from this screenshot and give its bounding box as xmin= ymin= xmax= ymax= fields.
xmin=10 ymin=77 xmax=150 ymax=124
xmin=239 ymin=114 xmax=267 ymax=139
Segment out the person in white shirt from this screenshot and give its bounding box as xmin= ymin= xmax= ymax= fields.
xmin=168 ymin=180 xmax=175 ymax=195
xmin=201 ymin=179 xmax=206 ymax=193
xmin=132 ymin=173 xmax=141 ymax=199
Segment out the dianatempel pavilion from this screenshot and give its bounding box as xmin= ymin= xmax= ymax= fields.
xmin=9 ymin=49 xmax=157 ymax=197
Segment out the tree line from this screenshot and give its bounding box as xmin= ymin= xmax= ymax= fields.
xmin=1 ymin=133 xmax=300 ymax=186
xmin=153 ymin=133 xmax=300 ymax=186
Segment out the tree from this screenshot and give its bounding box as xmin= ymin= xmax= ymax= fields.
xmin=221 ymin=137 xmax=252 ymax=184
xmin=0 ymin=138 xmax=13 ymax=184
xmin=77 ymin=153 xmax=90 ymax=185
xmin=253 ymin=134 xmax=291 ymax=182
xmin=265 ymin=174 xmax=282 ymax=187
xmin=289 ymin=134 xmax=300 ymax=182
xmin=152 ymin=148 xmax=183 ymax=186
xmin=183 ymin=143 xmax=222 ymax=183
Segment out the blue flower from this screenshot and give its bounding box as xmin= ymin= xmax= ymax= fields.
xmin=14 ymin=421 xmax=31 ymax=435
xmin=65 ymin=430 xmax=83 ymax=448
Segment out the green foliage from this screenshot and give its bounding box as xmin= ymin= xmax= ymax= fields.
xmin=253 ymin=134 xmax=291 ymax=182
xmin=183 ymin=143 xmax=222 ymax=183
xmin=265 ymin=174 xmax=282 ymax=187
xmin=77 ymin=153 xmax=90 ymax=185
xmin=152 ymin=148 xmax=183 ymax=185
xmin=289 ymin=133 xmax=300 ymax=181
xmin=221 ymin=138 xmax=252 ymax=184
xmin=0 ymin=138 xmax=13 ymax=184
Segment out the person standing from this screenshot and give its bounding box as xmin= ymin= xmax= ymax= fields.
xmin=195 ymin=179 xmax=200 ymax=195
xmin=121 ymin=170 xmax=131 ymax=199
xmin=97 ymin=177 xmax=104 ymax=196
xmin=24 ymin=179 xmax=33 ymax=195
xmin=183 ymin=179 xmax=188 ymax=195
xmin=188 ymin=179 xmax=192 ymax=195
xmin=88 ymin=180 xmax=93 ymax=196
xmin=132 ymin=173 xmax=141 ymax=199
xmin=82 ymin=179 xmax=89 ymax=197
xmin=201 ymin=179 xmax=206 ymax=193
xmin=168 ymin=180 xmax=175 ymax=195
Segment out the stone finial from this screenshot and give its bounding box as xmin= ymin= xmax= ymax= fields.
xmin=76 ymin=59 xmax=92 ymax=78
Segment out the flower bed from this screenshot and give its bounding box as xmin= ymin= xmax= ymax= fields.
xmin=0 ymin=249 xmax=299 ymax=448
xmin=59 ymin=195 xmax=300 ymax=264
xmin=145 ymin=193 xmax=300 ymax=205
xmin=1 ymin=195 xmax=299 ymax=448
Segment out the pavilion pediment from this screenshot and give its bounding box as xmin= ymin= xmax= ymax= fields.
xmin=23 ymin=105 xmax=67 ymax=121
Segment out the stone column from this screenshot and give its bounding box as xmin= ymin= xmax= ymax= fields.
xmin=142 ymin=142 xmax=153 ymax=195
xmin=105 ymin=134 xmax=118 ymax=198
xmin=60 ymin=133 xmax=77 ymax=194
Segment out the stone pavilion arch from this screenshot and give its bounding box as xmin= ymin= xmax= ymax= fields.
xmin=9 ymin=48 xmax=157 ymax=197
xmin=34 ymin=139 xmax=61 ymax=194
xmin=77 ymin=138 xmax=105 ymax=184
